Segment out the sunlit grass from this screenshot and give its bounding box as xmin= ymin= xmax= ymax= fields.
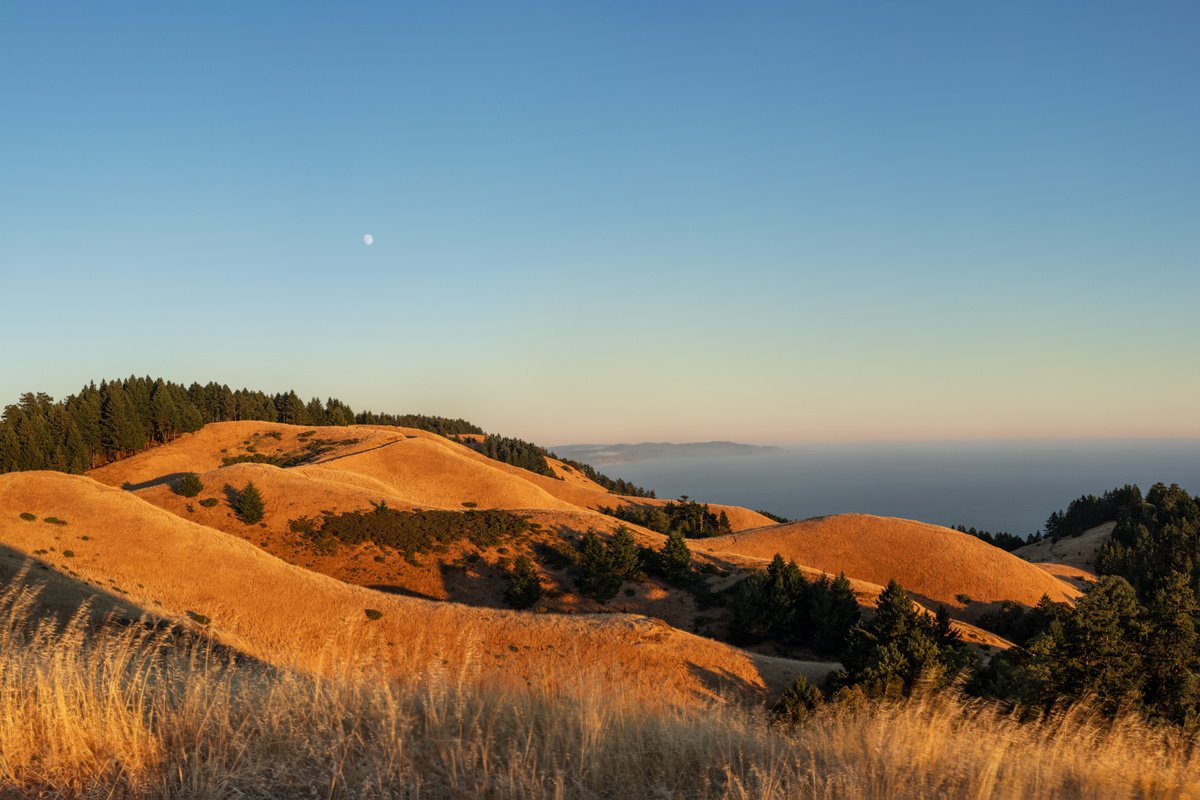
xmin=1 ymin=578 xmax=1197 ymax=799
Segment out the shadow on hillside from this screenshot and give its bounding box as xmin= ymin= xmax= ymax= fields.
xmin=122 ymin=472 xmax=188 ymax=492
xmin=365 ymin=584 xmax=442 ymax=601
xmin=0 ymin=543 xmax=272 ymax=669
xmin=0 ymin=542 xmax=145 ymax=628
xmin=686 ymin=662 xmax=771 ymax=703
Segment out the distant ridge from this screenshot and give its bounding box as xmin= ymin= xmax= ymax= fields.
xmin=551 ymin=441 xmax=783 ymax=465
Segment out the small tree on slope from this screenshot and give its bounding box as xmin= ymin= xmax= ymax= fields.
xmin=236 ymin=481 xmax=265 ymax=524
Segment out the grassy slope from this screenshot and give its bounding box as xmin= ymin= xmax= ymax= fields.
xmin=695 ymin=514 xmax=1080 ymax=620
xmin=1013 ymin=521 xmax=1115 ymax=572
xmin=0 ymin=470 xmax=827 ymax=708
xmin=87 ymin=423 xmax=1028 ymax=647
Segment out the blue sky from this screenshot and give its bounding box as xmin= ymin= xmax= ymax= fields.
xmin=2 ymin=2 xmax=1197 ymax=443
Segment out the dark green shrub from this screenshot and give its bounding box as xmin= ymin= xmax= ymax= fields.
xmin=505 ymin=555 xmax=543 ymax=609
xmin=62 ymin=550 xmax=75 ymax=558
xmin=186 ymin=611 xmax=211 ymax=625
xmin=199 ymin=498 xmax=219 ymax=508
xmin=19 ymin=512 xmax=36 ymax=522
xmin=44 ymin=517 xmax=68 ymax=526
xmin=291 ymin=506 xmax=532 ymax=558
xmin=364 ymin=608 xmax=383 ymax=621
xmin=175 ymin=473 xmax=204 ymax=497
xmin=771 ymin=675 xmax=823 ymax=725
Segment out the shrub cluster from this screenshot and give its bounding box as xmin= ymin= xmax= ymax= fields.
xmin=468 ymin=435 xmax=557 ymax=478
xmin=290 ymin=503 xmax=533 ymax=558
xmin=602 ymin=498 xmax=732 ymax=539
xmin=175 ymin=473 xmax=204 ymax=498
xmin=729 ymin=556 xmax=861 ymax=657
xmin=576 ymin=527 xmax=642 ymax=602
xmin=504 ymin=555 xmax=543 ymax=609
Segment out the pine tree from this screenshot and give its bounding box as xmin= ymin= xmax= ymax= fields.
xmin=659 ymin=529 xmax=693 ymax=583
xmin=1143 ymin=572 xmax=1200 ymax=722
xmin=236 ymin=482 xmax=265 ymax=524
xmin=99 ymin=382 xmax=144 ymax=458
xmin=808 ymin=572 xmax=860 ymax=656
xmin=1054 ymin=576 xmax=1146 ymax=712
xmin=607 ymin=525 xmax=642 ymax=581
xmin=838 ymin=580 xmax=943 ymax=699
xmin=577 ymin=530 xmax=620 ymax=601
xmin=729 ymin=571 xmax=775 ymax=644
xmin=764 ymin=555 xmax=807 ymax=641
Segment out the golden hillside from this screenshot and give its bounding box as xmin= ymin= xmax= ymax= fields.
xmin=0 ymin=470 xmax=827 ymax=707
xmin=89 ymin=421 xmax=775 ymax=529
xmin=80 ymin=422 xmax=1056 ymax=646
xmin=695 ymin=514 xmax=1081 ymax=617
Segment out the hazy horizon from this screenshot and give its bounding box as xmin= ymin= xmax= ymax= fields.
xmin=591 ymin=438 xmax=1200 ymax=535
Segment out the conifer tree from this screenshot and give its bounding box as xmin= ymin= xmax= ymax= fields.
xmin=99 ymin=382 xmax=144 ymax=457
xmin=659 ymin=529 xmax=693 ymax=583
xmin=577 ymin=530 xmax=620 ymax=601
xmin=236 ymin=481 xmax=265 ymax=524
xmin=607 ymin=525 xmax=642 ymax=581
xmin=838 ymin=580 xmax=943 ymax=699
xmin=808 ymin=572 xmax=861 ymax=655
xmin=1143 ymin=572 xmax=1200 ymax=722
xmin=1053 ymin=576 xmax=1146 ymax=712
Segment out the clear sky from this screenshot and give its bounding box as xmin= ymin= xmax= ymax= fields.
xmin=2 ymin=2 xmax=1197 ymax=445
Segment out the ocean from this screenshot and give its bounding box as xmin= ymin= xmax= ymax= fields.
xmin=592 ymin=440 xmax=1200 ymax=536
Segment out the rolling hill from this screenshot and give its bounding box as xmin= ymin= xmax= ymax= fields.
xmin=0 ymin=470 xmax=827 ymax=707
xmin=82 ymin=423 xmax=1035 ymax=642
xmin=694 ymin=514 xmax=1081 ymax=618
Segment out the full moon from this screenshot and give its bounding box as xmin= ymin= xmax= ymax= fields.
xmin=362 ymin=234 xmax=374 ymax=246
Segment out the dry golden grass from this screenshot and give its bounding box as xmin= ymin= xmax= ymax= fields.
xmin=89 ymin=435 xmax=1018 ymax=647
xmin=86 ymin=421 xmax=396 ymax=489
xmin=1014 ymin=521 xmax=1115 ymax=573
xmin=90 ymin=422 xmax=777 ymax=531
xmin=696 ymin=514 xmax=1080 ymax=618
xmin=0 ymin=471 xmax=826 ymax=708
xmin=1 ymin=579 xmax=1196 ymax=799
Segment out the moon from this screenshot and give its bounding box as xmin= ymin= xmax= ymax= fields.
xmin=362 ymin=234 xmax=374 ymax=246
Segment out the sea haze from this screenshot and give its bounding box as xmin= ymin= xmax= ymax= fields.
xmin=593 ymin=439 xmax=1200 ymax=537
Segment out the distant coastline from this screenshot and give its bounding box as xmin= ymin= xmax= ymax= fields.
xmin=550 ymin=441 xmax=784 ymax=465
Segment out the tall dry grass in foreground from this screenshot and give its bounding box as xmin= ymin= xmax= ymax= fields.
xmin=1 ymin=581 xmax=1197 ymax=799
